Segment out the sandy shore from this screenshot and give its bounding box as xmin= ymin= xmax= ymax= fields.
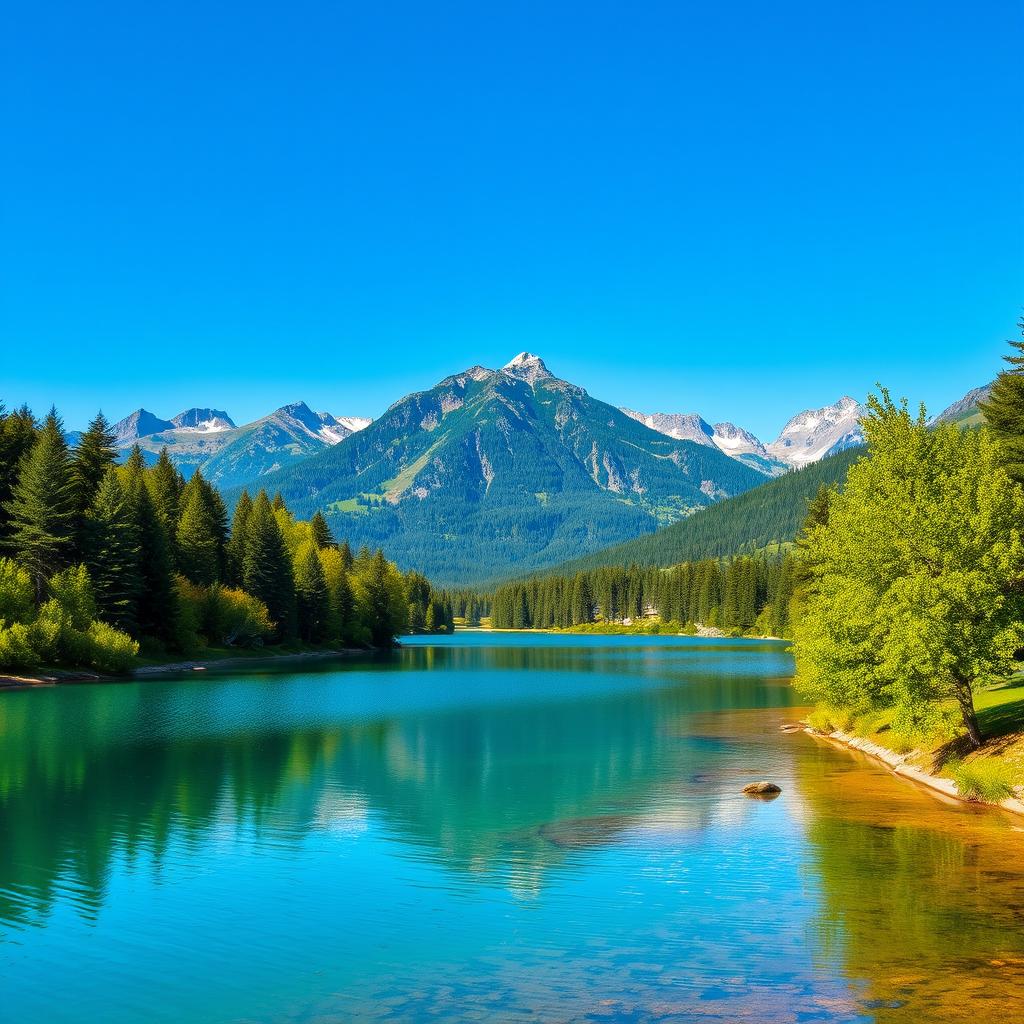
xmin=806 ymin=726 xmax=1024 ymax=818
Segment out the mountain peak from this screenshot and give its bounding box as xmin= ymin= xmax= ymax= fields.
xmin=502 ymin=352 xmax=553 ymax=384
xmin=171 ymin=408 xmax=236 ymax=433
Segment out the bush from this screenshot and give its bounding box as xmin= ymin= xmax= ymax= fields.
xmin=806 ymin=708 xmax=836 ymax=733
xmin=205 ymin=586 xmax=272 ymax=647
xmin=85 ymin=621 xmax=139 ymax=673
xmin=0 ymin=558 xmax=34 ymax=625
xmin=0 ymin=623 xmax=39 ymax=669
xmin=946 ymin=760 xmax=1016 ymax=803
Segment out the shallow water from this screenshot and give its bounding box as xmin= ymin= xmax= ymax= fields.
xmin=1 ymin=633 xmax=1022 ymax=1022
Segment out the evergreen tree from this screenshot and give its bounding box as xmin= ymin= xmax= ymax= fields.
xmin=176 ymin=474 xmax=221 ymax=586
xmin=85 ymin=469 xmax=141 ymax=632
xmin=242 ymin=492 xmax=296 ymax=640
xmin=339 ymin=539 xmax=354 ymax=571
xmin=122 ymin=453 xmax=177 ymax=644
xmin=0 ymin=404 xmax=38 ymax=544
xmin=979 ymin=317 xmax=1024 ymax=482
xmin=3 ymin=410 xmax=76 ymax=600
xmin=227 ymin=491 xmax=253 ymax=586
xmin=70 ymin=411 xmax=118 ymax=552
xmin=294 ymin=543 xmax=330 ymax=643
xmin=272 ymin=490 xmax=285 ymax=511
xmin=359 ymin=550 xmax=406 ymax=647
xmin=310 ymin=510 xmax=335 ymax=549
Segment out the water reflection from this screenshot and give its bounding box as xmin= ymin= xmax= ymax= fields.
xmin=1 ymin=635 xmax=1022 ymax=1022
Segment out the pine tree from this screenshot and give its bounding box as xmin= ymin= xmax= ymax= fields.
xmin=310 ymin=510 xmax=335 ymax=549
xmin=360 ymin=550 xmax=405 ymax=647
xmin=3 ymin=410 xmax=76 ymax=600
xmin=0 ymin=404 xmax=38 ymax=545
xmin=227 ymin=491 xmax=253 ymax=586
xmin=243 ymin=492 xmax=296 ymax=640
xmin=979 ymin=317 xmax=1024 ymax=481
xmin=339 ymin=539 xmax=354 ymax=571
xmin=272 ymin=491 xmax=285 ymax=511
xmin=70 ymin=411 xmax=118 ymax=553
xmin=176 ymin=475 xmax=221 ymax=586
xmin=122 ymin=453 xmax=177 ymax=644
xmin=294 ymin=543 xmax=330 ymax=643
xmin=85 ymin=468 xmax=141 ymax=632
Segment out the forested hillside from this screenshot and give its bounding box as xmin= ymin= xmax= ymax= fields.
xmin=542 ymin=446 xmax=861 ymax=575
xmin=225 ymin=356 xmax=766 ymax=585
xmin=0 ymin=404 xmax=451 ymax=673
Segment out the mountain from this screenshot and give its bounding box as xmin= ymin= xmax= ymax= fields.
xmin=108 ymin=402 xmax=370 ymax=484
xmin=225 ymin=353 xmax=768 ymax=585
xmin=765 ymin=396 xmax=865 ymax=467
xmin=112 ymin=409 xmax=176 ymax=445
xmin=169 ymin=408 xmax=235 ymax=433
xmin=931 ymin=383 xmax=992 ymax=428
xmin=542 ymin=445 xmax=864 ymax=577
xmin=197 ymin=402 xmax=371 ymax=489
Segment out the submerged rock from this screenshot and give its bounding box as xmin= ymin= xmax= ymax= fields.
xmin=742 ymin=781 xmax=782 ymax=796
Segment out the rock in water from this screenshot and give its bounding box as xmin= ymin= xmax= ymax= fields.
xmin=742 ymin=781 xmax=782 ymax=796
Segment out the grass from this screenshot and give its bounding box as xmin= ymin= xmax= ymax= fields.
xmin=945 ymin=759 xmax=1016 ymax=802
xmin=808 ymin=679 xmax=1024 ymax=804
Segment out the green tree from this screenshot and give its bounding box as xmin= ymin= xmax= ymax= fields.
xmin=3 ymin=410 xmax=77 ymax=601
xmin=84 ymin=469 xmax=141 ymax=632
xmin=792 ymin=391 xmax=1024 ymax=747
xmin=227 ymin=491 xmax=253 ymax=586
xmin=242 ymin=492 xmax=295 ymax=640
xmin=310 ymin=510 xmax=335 ymax=550
xmin=354 ymin=550 xmax=408 ymax=647
xmin=70 ymin=412 xmax=118 ymax=549
xmin=0 ymin=404 xmax=38 ymax=545
xmin=176 ymin=474 xmax=222 ymax=586
xmin=979 ymin=317 xmax=1024 ymax=481
xmin=294 ymin=542 xmax=330 ymax=643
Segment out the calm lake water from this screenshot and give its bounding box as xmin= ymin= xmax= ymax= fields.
xmin=2 ymin=633 xmax=1023 ymax=1023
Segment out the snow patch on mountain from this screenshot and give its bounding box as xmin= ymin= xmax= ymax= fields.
xmin=766 ymin=396 xmax=865 ymax=467
xmin=502 ymin=352 xmax=554 ymax=386
xmin=171 ymin=408 xmax=236 ymax=433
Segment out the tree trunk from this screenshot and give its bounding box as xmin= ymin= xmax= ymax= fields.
xmin=954 ymin=679 xmax=982 ymax=748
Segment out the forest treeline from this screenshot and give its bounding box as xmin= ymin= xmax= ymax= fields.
xmin=491 ymin=554 xmax=797 ymax=637
xmin=0 ymin=405 xmax=452 ymax=673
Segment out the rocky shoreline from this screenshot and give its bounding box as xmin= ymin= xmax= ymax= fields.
xmin=804 ymin=725 xmax=1024 ymax=818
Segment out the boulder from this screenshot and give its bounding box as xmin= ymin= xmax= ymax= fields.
xmin=742 ymin=781 xmax=782 ymax=796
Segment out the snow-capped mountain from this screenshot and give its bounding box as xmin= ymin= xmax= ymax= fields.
xmin=170 ymin=408 xmax=236 ymax=433
xmin=765 ymin=396 xmax=865 ymax=467
xmin=502 ymin=351 xmax=555 ymax=386
xmin=274 ymin=402 xmax=371 ymax=446
xmin=620 ymin=409 xmax=784 ymax=475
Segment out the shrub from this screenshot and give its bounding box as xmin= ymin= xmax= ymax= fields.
xmin=806 ymin=708 xmax=836 ymax=733
xmin=205 ymin=586 xmax=272 ymax=647
xmin=0 ymin=623 xmax=39 ymax=669
xmin=946 ymin=760 xmax=1016 ymax=803
xmin=0 ymin=558 xmax=34 ymax=625
xmin=85 ymin=621 xmax=139 ymax=673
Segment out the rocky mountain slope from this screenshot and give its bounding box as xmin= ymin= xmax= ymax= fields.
xmin=109 ymin=403 xmax=370 ymax=486
xmin=765 ymin=396 xmax=865 ymax=467
xmin=226 ymin=354 xmax=767 ymax=584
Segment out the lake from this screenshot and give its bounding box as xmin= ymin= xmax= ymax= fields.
xmin=2 ymin=633 xmax=1023 ymax=1022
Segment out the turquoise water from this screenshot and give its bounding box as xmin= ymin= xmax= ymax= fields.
xmin=2 ymin=633 xmax=1023 ymax=1022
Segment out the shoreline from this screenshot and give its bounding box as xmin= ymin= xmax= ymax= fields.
xmin=804 ymin=725 xmax=1024 ymax=819
xmin=0 ymin=647 xmax=371 ymax=691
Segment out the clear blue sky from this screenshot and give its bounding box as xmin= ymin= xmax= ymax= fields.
xmin=3 ymin=0 xmax=1021 ymax=438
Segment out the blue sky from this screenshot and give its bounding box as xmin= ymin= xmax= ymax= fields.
xmin=2 ymin=0 xmax=1021 ymax=438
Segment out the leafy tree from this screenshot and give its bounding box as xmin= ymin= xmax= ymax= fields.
xmin=792 ymin=391 xmax=1024 ymax=747
xmin=84 ymin=469 xmax=141 ymax=632
xmin=979 ymin=316 xmax=1024 ymax=481
xmin=0 ymin=557 xmax=34 ymax=624
xmin=242 ymin=491 xmax=295 ymax=640
xmin=3 ymin=410 xmax=77 ymax=601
